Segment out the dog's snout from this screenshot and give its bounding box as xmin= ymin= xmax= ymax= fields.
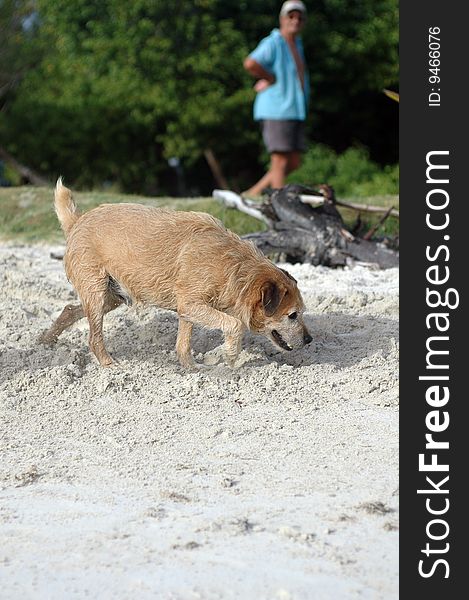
xmin=303 ymin=331 xmax=313 ymax=345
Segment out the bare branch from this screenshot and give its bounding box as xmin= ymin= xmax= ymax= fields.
xmin=212 ymin=189 xmax=274 ymax=227
xmin=363 ymin=206 xmax=395 ymax=240
xmin=335 ymin=199 xmax=399 ymax=218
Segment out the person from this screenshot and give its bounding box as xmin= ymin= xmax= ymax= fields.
xmin=243 ymin=0 xmax=309 ymax=196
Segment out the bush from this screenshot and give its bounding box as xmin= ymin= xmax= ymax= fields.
xmin=289 ymin=144 xmax=399 ymax=198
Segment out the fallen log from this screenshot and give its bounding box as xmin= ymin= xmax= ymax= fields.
xmin=213 ymin=184 xmax=399 ymax=269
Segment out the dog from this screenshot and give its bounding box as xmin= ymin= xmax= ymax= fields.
xmin=39 ymin=178 xmax=312 ymax=368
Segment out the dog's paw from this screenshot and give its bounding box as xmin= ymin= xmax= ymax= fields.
xmin=201 ymin=346 xmax=224 ymax=366
xmin=37 ymin=330 xmax=58 ymax=346
xmin=226 ymin=349 xmax=257 ymax=368
xmin=100 ymin=357 xmax=119 ymax=368
xmin=178 ymin=360 xmax=213 ymax=372
xmin=177 ymin=355 xmax=197 ymax=370
xmin=224 ymin=355 xmax=239 ymax=369
xmin=195 ymin=363 xmax=215 ymax=372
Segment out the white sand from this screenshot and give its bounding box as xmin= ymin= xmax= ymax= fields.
xmin=0 ymin=243 xmax=399 ymax=600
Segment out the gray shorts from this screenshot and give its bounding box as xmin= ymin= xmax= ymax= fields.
xmin=261 ymin=119 xmax=307 ymax=153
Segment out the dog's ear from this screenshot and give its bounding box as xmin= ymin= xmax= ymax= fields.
xmin=261 ymin=281 xmax=282 ymax=316
xmin=279 ymin=268 xmax=297 ymax=284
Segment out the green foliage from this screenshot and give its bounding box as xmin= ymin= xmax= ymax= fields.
xmin=0 ymin=0 xmax=260 ymax=191
xmin=306 ymin=0 xmax=398 ymax=104
xmin=301 ymin=0 xmax=398 ymax=160
xmin=0 ymin=0 xmax=41 ymax=94
xmin=289 ymin=144 xmax=399 ymax=198
xmin=0 ymin=0 xmax=398 ymax=193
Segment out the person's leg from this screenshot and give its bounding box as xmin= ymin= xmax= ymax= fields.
xmin=244 ymin=121 xmax=303 ymax=196
xmin=244 ymin=150 xmax=302 ymax=196
xmin=286 ymin=151 xmax=301 ymax=175
xmin=270 ymin=152 xmax=290 ymax=188
xmin=243 ymin=170 xmax=274 ymax=197
xmin=285 ymin=121 xmax=306 ymax=176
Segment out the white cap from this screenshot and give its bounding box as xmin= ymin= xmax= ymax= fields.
xmin=279 ymin=1 xmax=307 ymax=17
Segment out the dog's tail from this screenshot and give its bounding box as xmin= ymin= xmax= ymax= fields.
xmin=54 ymin=177 xmax=80 ymax=237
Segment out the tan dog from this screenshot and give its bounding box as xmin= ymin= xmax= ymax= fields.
xmin=39 ymin=179 xmax=312 ymax=368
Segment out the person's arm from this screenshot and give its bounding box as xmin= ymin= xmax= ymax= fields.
xmin=243 ymin=57 xmax=276 ymax=92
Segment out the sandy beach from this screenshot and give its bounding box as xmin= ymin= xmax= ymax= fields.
xmin=0 ymin=243 xmax=398 ymax=599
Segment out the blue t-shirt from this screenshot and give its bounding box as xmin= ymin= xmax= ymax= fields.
xmin=249 ymin=28 xmax=310 ymax=121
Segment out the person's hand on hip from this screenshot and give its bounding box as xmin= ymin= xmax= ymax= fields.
xmin=254 ymin=78 xmax=273 ymax=93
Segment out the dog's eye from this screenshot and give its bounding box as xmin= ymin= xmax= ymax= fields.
xmin=288 ymin=312 xmax=298 ymax=320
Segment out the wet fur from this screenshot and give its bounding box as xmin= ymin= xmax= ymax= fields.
xmin=39 ymin=179 xmax=312 ymax=368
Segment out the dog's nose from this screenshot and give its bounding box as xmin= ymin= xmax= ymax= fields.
xmin=303 ymin=332 xmax=313 ymax=345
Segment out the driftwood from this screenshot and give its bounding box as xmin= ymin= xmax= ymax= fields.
xmin=213 ymin=184 xmax=399 ymax=269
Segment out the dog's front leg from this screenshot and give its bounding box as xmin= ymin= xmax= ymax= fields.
xmin=178 ymin=303 xmax=244 ymax=368
xmin=223 ymin=332 xmax=243 ymax=367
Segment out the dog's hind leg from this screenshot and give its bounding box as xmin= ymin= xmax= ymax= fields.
xmin=176 ymin=318 xmax=195 ymax=368
xmin=81 ymin=294 xmax=112 ymax=367
xmin=81 ymin=288 xmax=125 ymax=367
xmin=38 ymin=303 xmax=84 ymax=345
xmin=38 ymin=292 xmax=123 ymax=349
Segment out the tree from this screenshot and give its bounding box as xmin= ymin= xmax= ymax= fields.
xmin=0 ymin=0 xmax=398 ymax=193
xmin=303 ymin=0 xmax=398 ymax=163
xmin=0 ymin=0 xmax=40 ymax=104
